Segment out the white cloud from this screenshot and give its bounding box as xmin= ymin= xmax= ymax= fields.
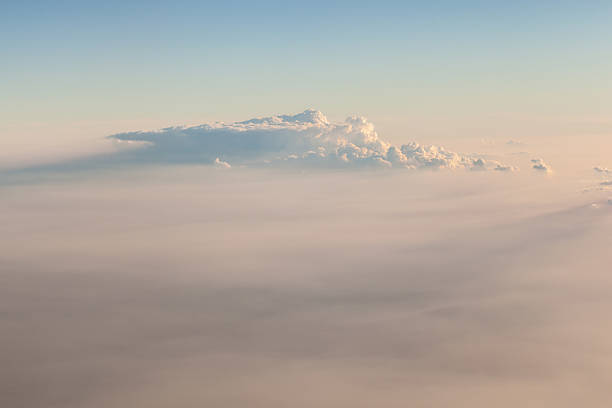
xmin=531 ymin=158 xmax=552 ymax=173
xmin=214 ymin=157 xmax=231 ymax=169
xmin=3 ymin=168 xmax=612 ymax=407
xmin=594 ymin=166 xmax=611 ymax=175
xmin=109 ymin=109 xmax=512 ymax=171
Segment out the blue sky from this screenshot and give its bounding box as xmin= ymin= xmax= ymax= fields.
xmin=2 ymin=1 xmax=612 ymax=147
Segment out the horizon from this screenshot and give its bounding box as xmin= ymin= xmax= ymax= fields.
xmin=2 ymin=2 xmax=612 ymax=407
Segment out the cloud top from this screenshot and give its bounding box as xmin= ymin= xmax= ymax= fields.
xmin=109 ymin=109 xmax=512 ymax=171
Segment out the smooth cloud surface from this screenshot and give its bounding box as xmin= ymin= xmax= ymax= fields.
xmin=110 ymin=109 xmax=511 ymax=170
xmin=2 ymin=168 xmax=612 ymax=408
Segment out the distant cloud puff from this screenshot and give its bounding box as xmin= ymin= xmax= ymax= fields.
xmin=214 ymin=158 xmax=231 ymax=169
xmin=506 ymin=139 xmax=525 ymax=146
xmin=109 ymin=109 xmax=512 ymax=171
xmin=531 ymin=158 xmax=552 ymax=173
xmin=594 ymin=166 xmax=611 ymax=175
xmin=494 ymin=164 xmax=518 ymax=172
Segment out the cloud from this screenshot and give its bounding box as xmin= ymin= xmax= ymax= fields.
xmin=109 ymin=109 xmax=511 ymax=171
xmin=594 ymin=166 xmax=611 ymax=175
xmin=582 ymin=180 xmax=612 ymax=193
xmin=531 ymin=158 xmax=552 ymax=173
xmin=506 ymin=139 xmax=525 ymax=146
xmin=2 ymin=169 xmax=612 ymax=408
xmin=493 ymin=163 xmax=518 ymax=172
xmin=214 ymin=157 xmax=231 ymax=169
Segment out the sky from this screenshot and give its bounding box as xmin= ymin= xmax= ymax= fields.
xmin=2 ymin=1 xmax=612 ymax=165
xmin=2 ymin=2 xmax=612 ymax=407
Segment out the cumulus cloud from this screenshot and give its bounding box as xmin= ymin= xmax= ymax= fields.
xmin=531 ymin=158 xmax=552 ymax=173
xmin=109 ymin=109 xmax=511 ymax=171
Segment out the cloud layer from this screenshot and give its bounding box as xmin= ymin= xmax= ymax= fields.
xmin=2 ymin=168 xmax=612 ymax=408
xmin=110 ymin=110 xmax=511 ymax=171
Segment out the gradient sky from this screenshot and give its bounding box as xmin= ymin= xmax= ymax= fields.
xmin=2 ymin=1 xmax=611 ymax=139
xmin=4 ymin=4 xmax=612 ymax=407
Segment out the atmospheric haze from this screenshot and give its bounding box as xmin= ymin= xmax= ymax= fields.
xmin=2 ymin=120 xmax=612 ymax=406
xmin=4 ymin=1 xmax=612 ymax=405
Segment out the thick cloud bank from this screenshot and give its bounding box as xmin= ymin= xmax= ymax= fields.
xmin=110 ymin=110 xmax=511 ymax=170
xmin=2 ymin=169 xmax=612 ymax=408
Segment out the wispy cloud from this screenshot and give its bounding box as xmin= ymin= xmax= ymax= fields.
xmin=594 ymin=166 xmax=611 ymax=175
